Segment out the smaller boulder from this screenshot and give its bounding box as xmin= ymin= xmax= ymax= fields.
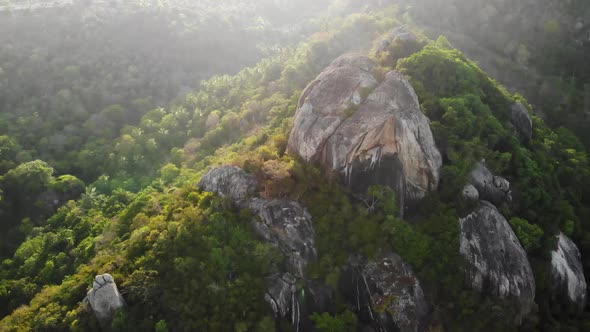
xmin=341 ymin=253 xmax=429 ymax=332
xmin=511 ymin=103 xmax=533 ymax=143
xmin=470 ymin=162 xmax=511 ymax=205
xmin=85 ymin=273 xmax=125 ymax=328
xmin=462 ymin=184 xmax=479 ymax=202
xmin=199 ymin=166 xmax=258 ymax=201
xmin=265 ymin=273 xmax=298 ymax=320
xmin=551 ymin=232 xmax=587 ymax=309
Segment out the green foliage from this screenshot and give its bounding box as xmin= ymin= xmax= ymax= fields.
xmin=154 ymin=320 xmax=169 ymax=332
xmin=509 ymin=217 xmax=544 ymax=252
xmin=1 ymin=3 xmax=589 ymax=331
xmin=311 ymin=311 xmax=357 ymax=332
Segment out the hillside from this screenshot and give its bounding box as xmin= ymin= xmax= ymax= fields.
xmin=0 ymin=1 xmax=589 ymax=331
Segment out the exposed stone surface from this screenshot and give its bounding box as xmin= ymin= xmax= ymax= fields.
xmin=288 ymin=55 xmax=442 ymax=214
xmin=246 ymin=198 xmax=317 ymax=278
xmin=551 ymin=232 xmax=587 ymax=309
xmin=462 ymin=184 xmax=479 ymax=202
xmin=288 ymin=54 xmax=379 ymax=162
xmin=199 ymin=165 xmax=258 ymax=201
xmin=85 ymin=273 xmax=125 ymax=328
xmin=329 ymin=53 xmax=376 ymax=72
xmin=341 ymin=253 xmax=429 ymax=332
xmin=470 ymin=162 xmax=512 ymax=205
xmin=460 ymin=202 xmax=535 ymax=322
xmin=511 ymin=103 xmax=533 ymax=143
xmin=265 ymin=273 xmax=298 ymax=321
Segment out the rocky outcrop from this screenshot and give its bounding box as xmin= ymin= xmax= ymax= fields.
xmin=265 ymin=273 xmax=300 ymax=325
xmin=340 ymin=253 xmax=429 ymax=332
xmin=199 ymin=166 xmax=320 ymax=330
xmin=550 ymin=232 xmax=587 ymax=309
xmin=469 ymin=162 xmax=512 ymax=205
xmin=84 ymin=273 xmax=125 ymax=328
xmin=246 ymin=198 xmax=317 ymax=278
xmin=288 ymin=54 xmax=442 ymax=215
xmin=511 ymin=103 xmax=533 ymax=143
xmin=198 ymin=165 xmax=258 ymax=201
xmin=460 ymin=202 xmax=535 ymax=322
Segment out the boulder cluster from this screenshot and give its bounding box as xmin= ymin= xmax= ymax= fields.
xmin=199 ymin=165 xmax=429 ymax=331
xmin=460 ymin=163 xmax=587 ymax=322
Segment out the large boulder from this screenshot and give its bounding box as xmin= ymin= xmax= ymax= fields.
xmin=340 ymin=253 xmax=429 ymax=332
xmin=84 ymin=273 xmax=125 ymax=328
xmin=288 ymin=54 xmax=379 ymax=162
xmin=460 ymin=202 xmax=535 ymax=322
xmin=288 ymin=54 xmax=442 ymax=215
xmin=510 ymin=103 xmax=533 ymax=143
xmin=469 ymin=162 xmax=512 ymax=205
xmin=198 ymin=165 xmax=258 ymax=201
xmin=550 ymin=232 xmax=587 ymax=309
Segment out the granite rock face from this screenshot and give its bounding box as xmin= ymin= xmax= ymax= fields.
xmin=198 ymin=165 xmax=258 ymax=201
xmin=288 ymin=54 xmax=442 ymax=215
xmin=551 ymin=232 xmax=587 ymax=309
xmin=246 ymin=198 xmax=317 ymax=279
xmin=462 ymin=184 xmax=479 ymax=202
xmin=460 ymin=202 xmax=535 ymax=322
xmin=84 ymin=273 xmax=125 ymax=328
xmin=341 ymin=253 xmax=429 ymax=332
xmin=470 ymin=162 xmax=512 ymax=205
xmin=511 ymin=103 xmax=533 ymax=143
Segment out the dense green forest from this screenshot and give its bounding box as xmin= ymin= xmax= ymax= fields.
xmin=0 ymin=1 xmax=589 ymax=331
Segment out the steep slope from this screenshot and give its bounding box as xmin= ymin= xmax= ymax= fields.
xmin=1 ymin=4 xmax=590 ymax=332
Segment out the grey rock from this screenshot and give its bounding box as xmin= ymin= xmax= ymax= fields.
xmin=246 ymin=198 xmax=317 ymax=279
xmin=511 ymin=103 xmax=533 ymax=142
xmin=288 ymin=56 xmax=442 ymax=216
xmin=551 ymin=232 xmax=587 ymax=309
xmin=199 ymin=165 xmax=258 ymax=201
xmin=265 ymin=273 xmax=298 ymax=320
xmin=329 ymin=53 xmax=376 ymax=72
xmin=341 ymin=253 xmax=429 ymax=332
xmin=462 ymin=184 xmax=479 ymax=202
xmin=460 ymin=202 xmax=535 ymax=322
xmin=470 ymin=162 xmax=512 ymax=205
xmin=85 ymin=273 xmax=125 ymax=328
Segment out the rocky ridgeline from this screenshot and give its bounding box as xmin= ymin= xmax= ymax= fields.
xmin=199 ymin=165 xmax=428 ymax=331
xmin=287 ymin=53 xmax=442 ymax=217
